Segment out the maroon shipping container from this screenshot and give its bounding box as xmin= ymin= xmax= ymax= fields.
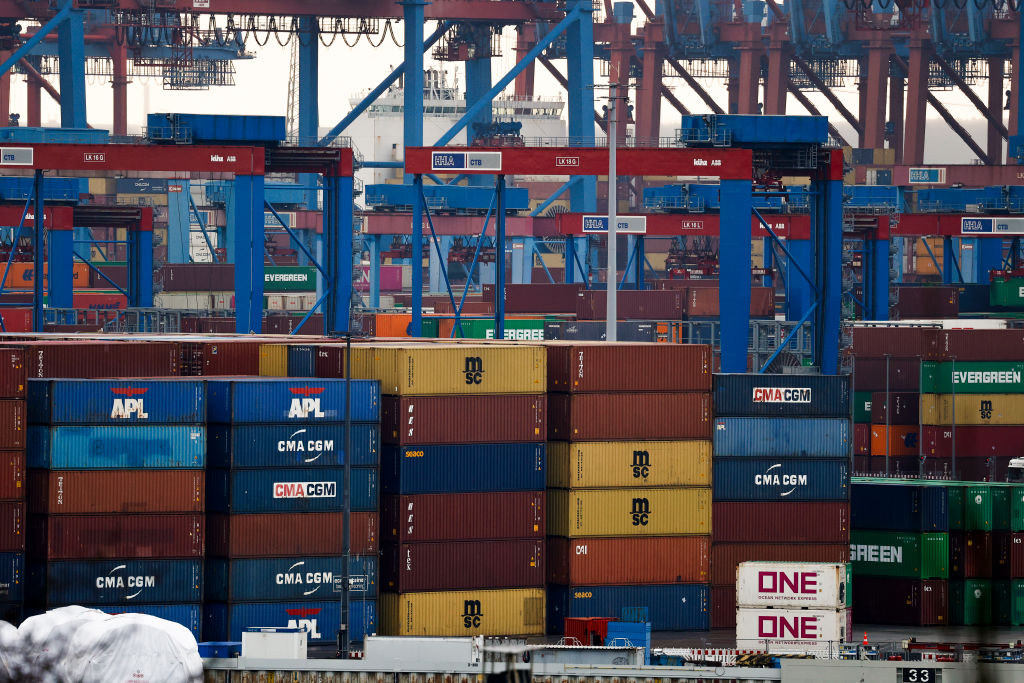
xmin=547 ymin=536 xmax=709 ymax=585
xmin=921 ymin=426 xmax=1024 ymax=459
xmin=548 ymin=392 xmax=711 ymax=441
xmin=685 ymin=287 xmax=775 ymax=318
xmin=853 ymin=577 xmax=947 ymax=626
xmin=206 ymin=511 xmax=377 ymax=557
xmin=711 ymin=585 xmax=736 ymax=629
xmin=27 ymin=470 xmax=204 ymax=515
xmin=853 ymin=327 xmax=935 ymax=358
xmin=501 ymin=284 xmax=585 ymax=314
xmin=853 ymin=455 xmax=872 ymax=474
xmin=576 ymin=290 xmax=686 ymax=321
xmin=381 ymin=394 xmax=546 ymax=445
xmin=712 ymin=502 xmax=850 ymax=543
xmin=158 ymin=263 xmax=234 ymax=292
xmin=949 ymin=531 xmax=993 ymax=579
xmin=924 ymin=329 xmax=1024 ymax=361
xmin=0 ymin=348 xmax=25 ymax=398
xmin=710 ymin=543 xmax=850 ymax=585
xmin=993 ymin=532 xmax=1024 ymax=579
xmin=870 ymin=392 xmax=920 ymax=425
xmin=891 ymin=286 xmax=959 ymax=319
xmin=264 ymin=314 xmax=323 ymax=335
xmin=180 ymin=317 xmax=239 ymax=334
xmin=382 ymin=492 xmax=544 ymax=543
xmin=546 ymin=343 xmax=711 ymax=393
xmin=180 ymin=341 xmax=262 ymax=376
xmin=854 ymin=424 xmax=871 ymax=456
xmin=382 ymin=539 xmax=545 ymax=592
xmin=28 ymin=514 xmax=204 ymax=560
xmin=432 ymin=301 xmax=494 ymax=315
xmin=0 ymin=451 xmax=23 ymax=500
xmin=852 ymin=357 xmax=920 ymax=392
xmin=0 ymin=400 xmax=24 ymax=449
xmin=89 ymin=264 xmax=128 ymax=289
xmin=314 ymin=344 xmax=347 ymax=379
xmin=0 ymin=501 xmax=22 ymax=551
xmin=22 ymin=341 xmax=179 ymax=378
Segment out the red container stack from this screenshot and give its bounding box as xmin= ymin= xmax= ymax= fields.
xmin=0 ymin=348 xmax=25 ymax=623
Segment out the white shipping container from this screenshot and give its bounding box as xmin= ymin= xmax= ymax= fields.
xmin=153 ymin=292 xmax=211 ymax=310
xmin=736 ymin=607 xmax=851 ymax=656
xmin=266 ymin=295 xmax=286 ymax=311
xmin=736 ymin=561 xmax=851 ymax=609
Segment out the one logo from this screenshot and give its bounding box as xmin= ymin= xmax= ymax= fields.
xmin=462 ymin=600 xmax=483 ymax=628
xmin=284 ymin=607 xmax=322 ymax=638
xmin=464 ymin=357 xmax=484 ymax=385
xmin=631 ymin=450 xmax=650 ymax=479
xmin=631 ymin=498 xmax=650 ymax=526
xmin=95 ymin=565 xmax=155 ymax=600
xmin=980 ymin=400 xmax=993 ymax=420
xmin=110 ymin=387 xmax=149 ymax=419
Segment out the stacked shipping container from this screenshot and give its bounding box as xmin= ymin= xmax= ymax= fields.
xmin=710 ymin=374 xmax=852 ymax=628
xmin=0 ymin=349 xmax=25 ymax=623
xmin=545 ymin=344 xmax=713 ymax=632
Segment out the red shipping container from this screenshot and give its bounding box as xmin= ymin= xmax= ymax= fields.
xmin=158 ymin=263 xmax=234 ymax=292
xmin=88 ymin=264 xmax=127 ymax=289
xmin=381 ymin=394 xmax=546 ymax=445
xmin=921 ymin=426 xmax=1024 ymax=459
xmin=853 ymin=357 xmax=920 ymax=392
xmin=0 ymin=401 xmax=24 ymax=449
xmin=853 ymin=455 xmax=872 ymax=474
xmin=0 ymin=501 xmax=22 ymax=551
xmin=924 ymin=329 xmax=1024 ymax=361
xmin=576 ymin=290 xmax=686 ymax=321
xmin=382 ymin=492 xmax=544 ymax=543
xmin=501 ymin=284 xmax=585 ymax=314
xmin=27 ymin=470 xmax=204 ymax=515
xmin=852 ymin=327 xmax=935 ymax=358
xmin=0 ymin=348 xmax=25 ymax=398
xmin=854 ymin=423 xmax=871 ymax=455
xmin=547 ymin=536 xmax=709 ymax=585
xmin=28 ymin=514 xmax=204 ymax=560
xmin=711 ymin=585 xmax=736 ymax=629
xmin=891 ymin=286 xmax=959 ymax=319
xmin=870 ymin=392 xmax=920 ymax=425
xmin=264 ymin=314 xmax=323 ymax=335
xmin=21 ymin=341 xmax=179 ymax=378
xmin=548 ymin=392 xmax=711 ymax=441
xmin=564 ymin=617 xmax=616 ymax=646
xmin=712 ymin=502 xmax=850 ymax=543
xmin=314 ymin=344 xmax=347 ymax=378
xmin=432 ymin=301 xmax=494 ymax=315
xmin=0 ymin=309 xmax=33 ymax=333
xmin=685 ymin=287 xmax=775 ymax=318
xmin=853 ymin=577 xmax=947 ymax=626
xmin=546 ymin=343 xmax=711 ymax=393
xmin=73 ymin=292 xmax=128 ymax=310
xmin=0 ymin=451 xmax=23 ymax=500
xmin=381 ymin=539 xmax=544 ymax=592
xmin=710 ymin=542 xmax=851 ymax=585
xmin=993 ymin=532 xmax=1024 ymax=579
xmin=206 ymin=511 xmax=377 ymax=557
xmin=949 ymin=531 xmax=993 ymax=579
xmin=179 ymin=340 xmax=262 ymax=376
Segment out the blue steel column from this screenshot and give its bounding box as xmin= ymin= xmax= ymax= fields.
xmin=465 ymin=57 xmax=492 ymax=187
xmin=32 ymin=171 xmax=44 ymax=331
xmin=763 ymin=237 xmax=773 ymax=289
xmin=635 ymin=236 xmax=645 ymax=289
xmin=785 ymin=238 xmax=813 ymax=320
xmin=324 ymin=174 xmax=354 ymax=335
xmin=566 ymin=0 xmax=597 ymax=212
xmin=56 ymin=0 xmax=87 ymax=128
xmin=47 ymin=225 xmax=73 ymax=309
xmin=976 ymin=238 xmax=1004 ymax=284
xmin=403 ymin=1 xmax=427 ymax=184
xmin=564 ymin=236 xmax=576 ymax=283
xmin=719 ymin=179 xmax=752 ymax=373
xmin=299 ymin=17 xmax=319 ymax=209
xmin=368 ymin=235 xmax=381 ymax=308
xmin=429 ymin=236 xmax=453 ymax=292
xmin=410 ymin=174 xmax=424 ymax=336
xmin=233 ymin=174 xmax=265 ymax=334
xmin=166 ymin=181 xmax=191 ymax=263
xmin=942 ymin=236 xmax=955 ymax=284
xmin=869 ymin=237 xmax=889 ymax=321
xmin=811 ymin=173 xmax=842 ymax=375
xmin=129 ymin=226 xmax=154 ymax=308
xmin=495 ymin=175 xmax=506 ymax=339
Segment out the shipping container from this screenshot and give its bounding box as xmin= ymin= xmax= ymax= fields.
xmin=853 ymin=424 xmax=870 ymax=456
xmin=180 ymin=341 xmax=261 ymax=376
xmin=546 ymin=344 xmax=711 ymax=393
xmin=381 ymin=588 xmax=544 ymax=636
xmin=712 ymin=458 xmax=849 ymax=502
xmin=23 ymin=341 xmax=179 ymax=377
xmin=27 ymin=379 xmax=205 ymax=424
xmin=381 ymin=492 xmax=543 ymax=543
xmin=869 ymin=392 xmax=920 ymax=425
xmin=205 ymin=555 xmax=377 ymax=601
xmin=548 ymin=392 xmax=710 ymax=441
xmin=711 ymin=502 xmax=849 ymax=543
xmin=712 ymin=374 xmax=850 ymax=417
xmin=851 ymin=577 xmax=947 ymax=626
xmin=0 ymin=502 xmax=22 ymax=552
xmin=852 ymin=358 xmax=920 ymax=392
xmin=925 ymin=330 xmax=1024 ymax=361
xmin=852 ymin=328 xmax=934 ymax=358
xmin=28 ymin=514 xmax=203 ymax=560
xmin=851 ymin=482 xmax=948 ymax=532
xmin=95 ymin=604 xmax=201 ymax=640
xmin=203 ymin=599 xmax=375 ymax=643
xmin=711 ymin=418 xmax=850 ymax=458
xmin=949 ymin=531 xmax=993 ymax=579
xmin=207 ymin=423 xmax=379 ymax=468
xmin=27 ymin=558 xmax=201 ymax=605
xmin=314 ymin=344 xmax=346 ymax=378
xmin=287 ymin=345 xmax=318 ymax=378
xmin=992 ymin=579 xmax=1024 ymax=626
xmin=381 ymin=443 xmax=544 ymax=495
xmin=546 ymin=536 xmax=708 ymax=585
xmin=736 ymin=607 xmax=851 ymax=652
xmin=991 ymin=484 xmax=1024 ymax=532
xmin=948 ymin=579 xmax=992 ymax=626
xmin=711 ymin=585 xmax=736 ymax=628
xmin=207 ymin=378 xmax=380 ymax=423
xmin=547 ymin=487 xmax=710 ymax=537
xmin=921 ymin=425 xmax=1024 ymax=459
xmin=381 ymin=395 xmax=545 ymax=445
xmin=869 ymin=425 xmax=919 ymax=457
xmin=576 ymin=290 xmax=686 ymax=321
xmin=710 ymin=543 xmax=850 ymax=586
xmin=258 ymin=344 xmax=288 ymax=377
xmin=0 ymin=552 xmax=22 ymax=602
xmin=735 ymin=562 xmax=851 ymax=609
xmin=921 ymin=394 xmax=1024 ymax=426
xmin=27 ymin=425 xmax=206 ymax=469
xmin=850 ymin=530 xmax=948 ymax=579
xmin=0 ymin=401 xmax=24 ymax=449
xmin=547 ymin=584 xmax=708 ymax=633
xmin=993 ymin=532 xmax=1024 ymax=578
xmin=206 ymin=511 xmax=377 ymax=557
xmin=545 ymin=321 xmax=658 ymax=343
xmin=547 ymin=440 xmax=710 ymax=488
xmin=0 ymin=348 xmax=25 ymax=398
xmin=921 ymin=361 xmax=1024 ymax=394
xmin=0 ymin=451 xmax=23 ymax=501
xmin=157 ymin=264 xmax=233 ymax=292
xmin=853 ymin=392 xmax=873 ymax=423
xmin=206 ymin=466 xmax=377 ymax=514
xmin=502 ymin=284 xmax=585 ymax=314
xmin=382 ymin=539 xmax=544 ymax=592
xmin=27 ymin=470 xmax=204 ymax=514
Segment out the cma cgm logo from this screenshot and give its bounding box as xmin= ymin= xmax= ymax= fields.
xmin=752 ymin=387 xmax=811 ymax=403
xmin=276 ymin=561 xmax=334 ymax=596
xmin=273 ymin=481 xmax=337 ymax=498
xmin=285 ymin=607 xmax=322 ymax=638
xmin=755 ymin=463 xmax=808 ymax=497
xmin=110 ymin=387 xmax=149 ymax=419
xmin=462 ymin=600 xmax=483 ymax=628
xmin=288 ymin=386 xmax=326 ymax=418
xmin=95 ymin=564 xmax=156 ymax=600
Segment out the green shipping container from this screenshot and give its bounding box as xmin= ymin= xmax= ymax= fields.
xmin=451 ymin=318 xmax=546 ymax=341
xmin=992 ymin=484 xmax=1024 ymax=532
xmin=920 ymin=361 xmax=1024 ymax=394
xmin=990 ymin=278 xmax=1024 ymax=308
xmin=963 ymin=484 xmax=994 ymax=531
xmin=992 ymin=579 xmax=1024 ymax=626
xmin=850 ymin=530 xmax=949 ymax=579
xmin=853 ymin=391 xmax=873 ymax=424
xmin=949 ymin=579 xmax=993 ymax=626
xmin=264 ymin=266 xmax=316 ymax=292
xmin=421 ymin=318 xmax=440 ymax=338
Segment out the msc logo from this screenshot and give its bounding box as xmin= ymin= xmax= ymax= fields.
xmin=631 ymin=450 xmax=650 ymax=479
xmin=110 ymin=387 xmax=149 ymax=419
xmin=462 ymin=600 xmax=483 ymax=628
xmin=631 ymin=497 xmax=650 ymax=526
xmin=464 ymin=357 xmax=484 ymax=385
xmin=980 ymin=400 xmax=993 ymax=420
xmin=285 ymin=607 xmax=322 ymax=638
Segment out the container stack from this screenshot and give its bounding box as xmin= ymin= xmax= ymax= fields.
xmin=0 ymin=349 xmax=25 ymax=623
xmin=545 ymin=344 xmax=714 ymax=633
xmin=710 ymin=374 xmax=852 ymax=629
xmin=203 ymin=377 xmax=381 ymax=644
xmin=353 ymin=344 xmax=549 ymax=637
xmin=24 ymin=379 xmax=207 ymax=638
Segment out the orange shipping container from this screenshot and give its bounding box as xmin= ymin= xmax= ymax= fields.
xmin=2 ymin=263 xmax=89 ymax=288
xmin=871 ymin=424 xmax=919 ymax=456
xmin=547 ymin=536 xmax=709 ymax=585
xmin=373 ymin=313 xmax=412 ymax=338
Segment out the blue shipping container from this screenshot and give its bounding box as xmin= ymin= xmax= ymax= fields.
xmin=207 ymin=379 xmax=379 ymax=423
xmin=28 ymin=379 xmax=205 ymax=424
xmin=547 ymin=584 xmax=708 ymax=633
xmin=207 ymin=467 xmax=378 ymax=514
xmin=207 ymin=423 xmax=379 ymax=468
xmin=712 ymin=458 xmax=849 ymax=501
xmin=713 ymin=417 xmax=850 ymax=458
xmin=205 ymin=556 xmax=378 ymax=601
xmin=95 ymin=603 xmax=202 ymax=639
xmin=27 ymin=559 xmax=201 ymax=605
xmin=712 ymin=374 xmax=851 ymax=417
xmin=203 ymin=600 xmax=376 ymax=643
xmin=852 ymin=483 xmax=949 ymax=532
xmin=0 ymin=552 xmax=23 ymax=602
xmin=381 ymin=443 xmax=545 ymax=495
xmin=286 ymin=346 xmax=317 ymax=378
xmin=28 ymin=425 xmax=206 ymax=469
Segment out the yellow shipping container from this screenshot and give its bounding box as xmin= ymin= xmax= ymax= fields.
xmin=547 ymin=441 xmax=711 ymax=488
xmin=258 ymin=343 xmax=288 ymax=376
xmin=547 ymin=487 xmax=711 ymax=537
xmin=380 ymin=588 xmax=545 ymax=636
xmin=920 ymin=394 xmax=1024 ymax=426
xmin=349 ymin=344 xmax=546 ymax=395
xmin=88 ymin=178 xmax=116 ymax=195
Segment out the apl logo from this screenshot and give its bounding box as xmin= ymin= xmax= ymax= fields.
xmin=631 ymin=497 xmax=650 ymax=526
xmin=95 ymin=565 xmax=156 ymax=600
xmin=980 ymin=400 xmax=993 ymax=420
xmin=285 ymin=607 xmax=322 ymax=638
xmin=755 ymin=463 xmax=808 ymax=497
xmin=288 ymin=387 xmax=326 ymax=418
xmin=110 ymin=387 xmax=149 ymax=419
xmin=462 ymin=600 xmax=483 ymax=628
xmin=464 ymin=357 xmax=484 ymax=385
xmin=631 ymin=450 xmax=650 ymax=478
xmin=278 ymin=429 xmax=334 ymax=463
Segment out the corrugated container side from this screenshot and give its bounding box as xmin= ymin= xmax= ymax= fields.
xmin=203 ymin=600 xmax=376 ymax=643
xmin=286 ymin=345 xmax=317 ymax=378
xmin=547 ymin=440 xmax=710 ymax=488
xmin=548 ymin=487 xmax=710 ymax=537
xmin=993 ymin=533 xmax=1024 ymax=579
xmin=710 ymin=543 xmax=850 ymax=585
xmin=949 ymin=531 xmax=993 ymax=579
xmin=711 ymin=585 xmax=736 ymax=628
xmin=548 ymin=392 xmax=710 ymax=441
xmin=853 ymin=392 xmax=873 ymax=423
xmin=924 ymin=330 xmax=1024 ymax=361
xmin=547 ymin=584 xmax=708 ymax=633
xmin=870 ymin=425 xmax=919 ymax=456
xmin=850 ymin=530 xmax=949 ymax=579
xmin=852 ymin=358 xmax=920 ymax=392
xmin=870 ymin=392 xmax=920 ymax=425
xmin=853 ymin=424 xmax=871 ymax=456
xmin=207 ymin=423 xmax=379 ymax=468
xmin=258 ymin=344 xmax=288 ymax=377
xmin=380 ymin=588 xmax=545 ymax=636
xmin=920 ymin=361 xmax=1024 ymax=394
xmin=382 ymin=539 xmax=544 ymax=592
xmin=503 ymin=284 xmax=584 ymax=313
xmin=712 ymin=374 xmax=850 ymax=417
xmin=314 ymin=345 xmax=346 ymax=378
xmin=545 ymin=344 xmax=711 ymax=393
xmin=546 ymin=536 xmax=709 ymax=585
xmin=381 ymin=443 xmax=544 ymax=495
xmin=711 ymin=501 xmax=849 ymax=543
xmin=381 ymin=395 xmax=546 ymax=445
xmin=27 ymin=558 xmax=202 ymax=605
xmin=711 ymin=458 xmax=849 ymax=501
xmin=0 ymin=552 xmax=23 ymax=602
xmin=206 ymin=511 xmax=377 ymax=557
xmin=25 ymin=341 xmax=179 ymax=378
xmin=0 ymin=502 xmax=22 ymax=552
xmin=95 ymin=604 xmax=201 ymax=639
xmin=205 ymin=555 xmax=378 ymax=601
xmin=206 ymin=379 xmax=380 ymax=423
xmin=712 ymin=418 xmax=850 ymax=458
xmin=0 ymin=451 xmax=23 ymax=500
xmin=28 ymin=514 xmax=204 ymax=560
xmin=0 ymin=401 xmax=25 ymax=449
xmin=27 ymin=379 xmax=205 ymax=424
xmin=852 ymin=327 xmax=934 ymax=358
xmin=381 ymin=492 xmax=544 ymax=543
xmin=206 ymin=466 xmax=377 ymax=514
xmin=27 ymin=470 xmax=204 ymax=514
xmin=27 ymin=425 xmax=206 ymax=469
xmin=921 ymin=425 xmax=1024 ymax=459
xmin=921 ymin=394 xmax=1024 ymax=426
xmin=575 ymin=290 xmax=686 ymax=321
xmin=852 ymin=483 xmax=948 ymax=531
xmin=852 ymin=577 xmax=947 ymax=626
xmin=0 ymin=348 xmax=25 ymax=398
